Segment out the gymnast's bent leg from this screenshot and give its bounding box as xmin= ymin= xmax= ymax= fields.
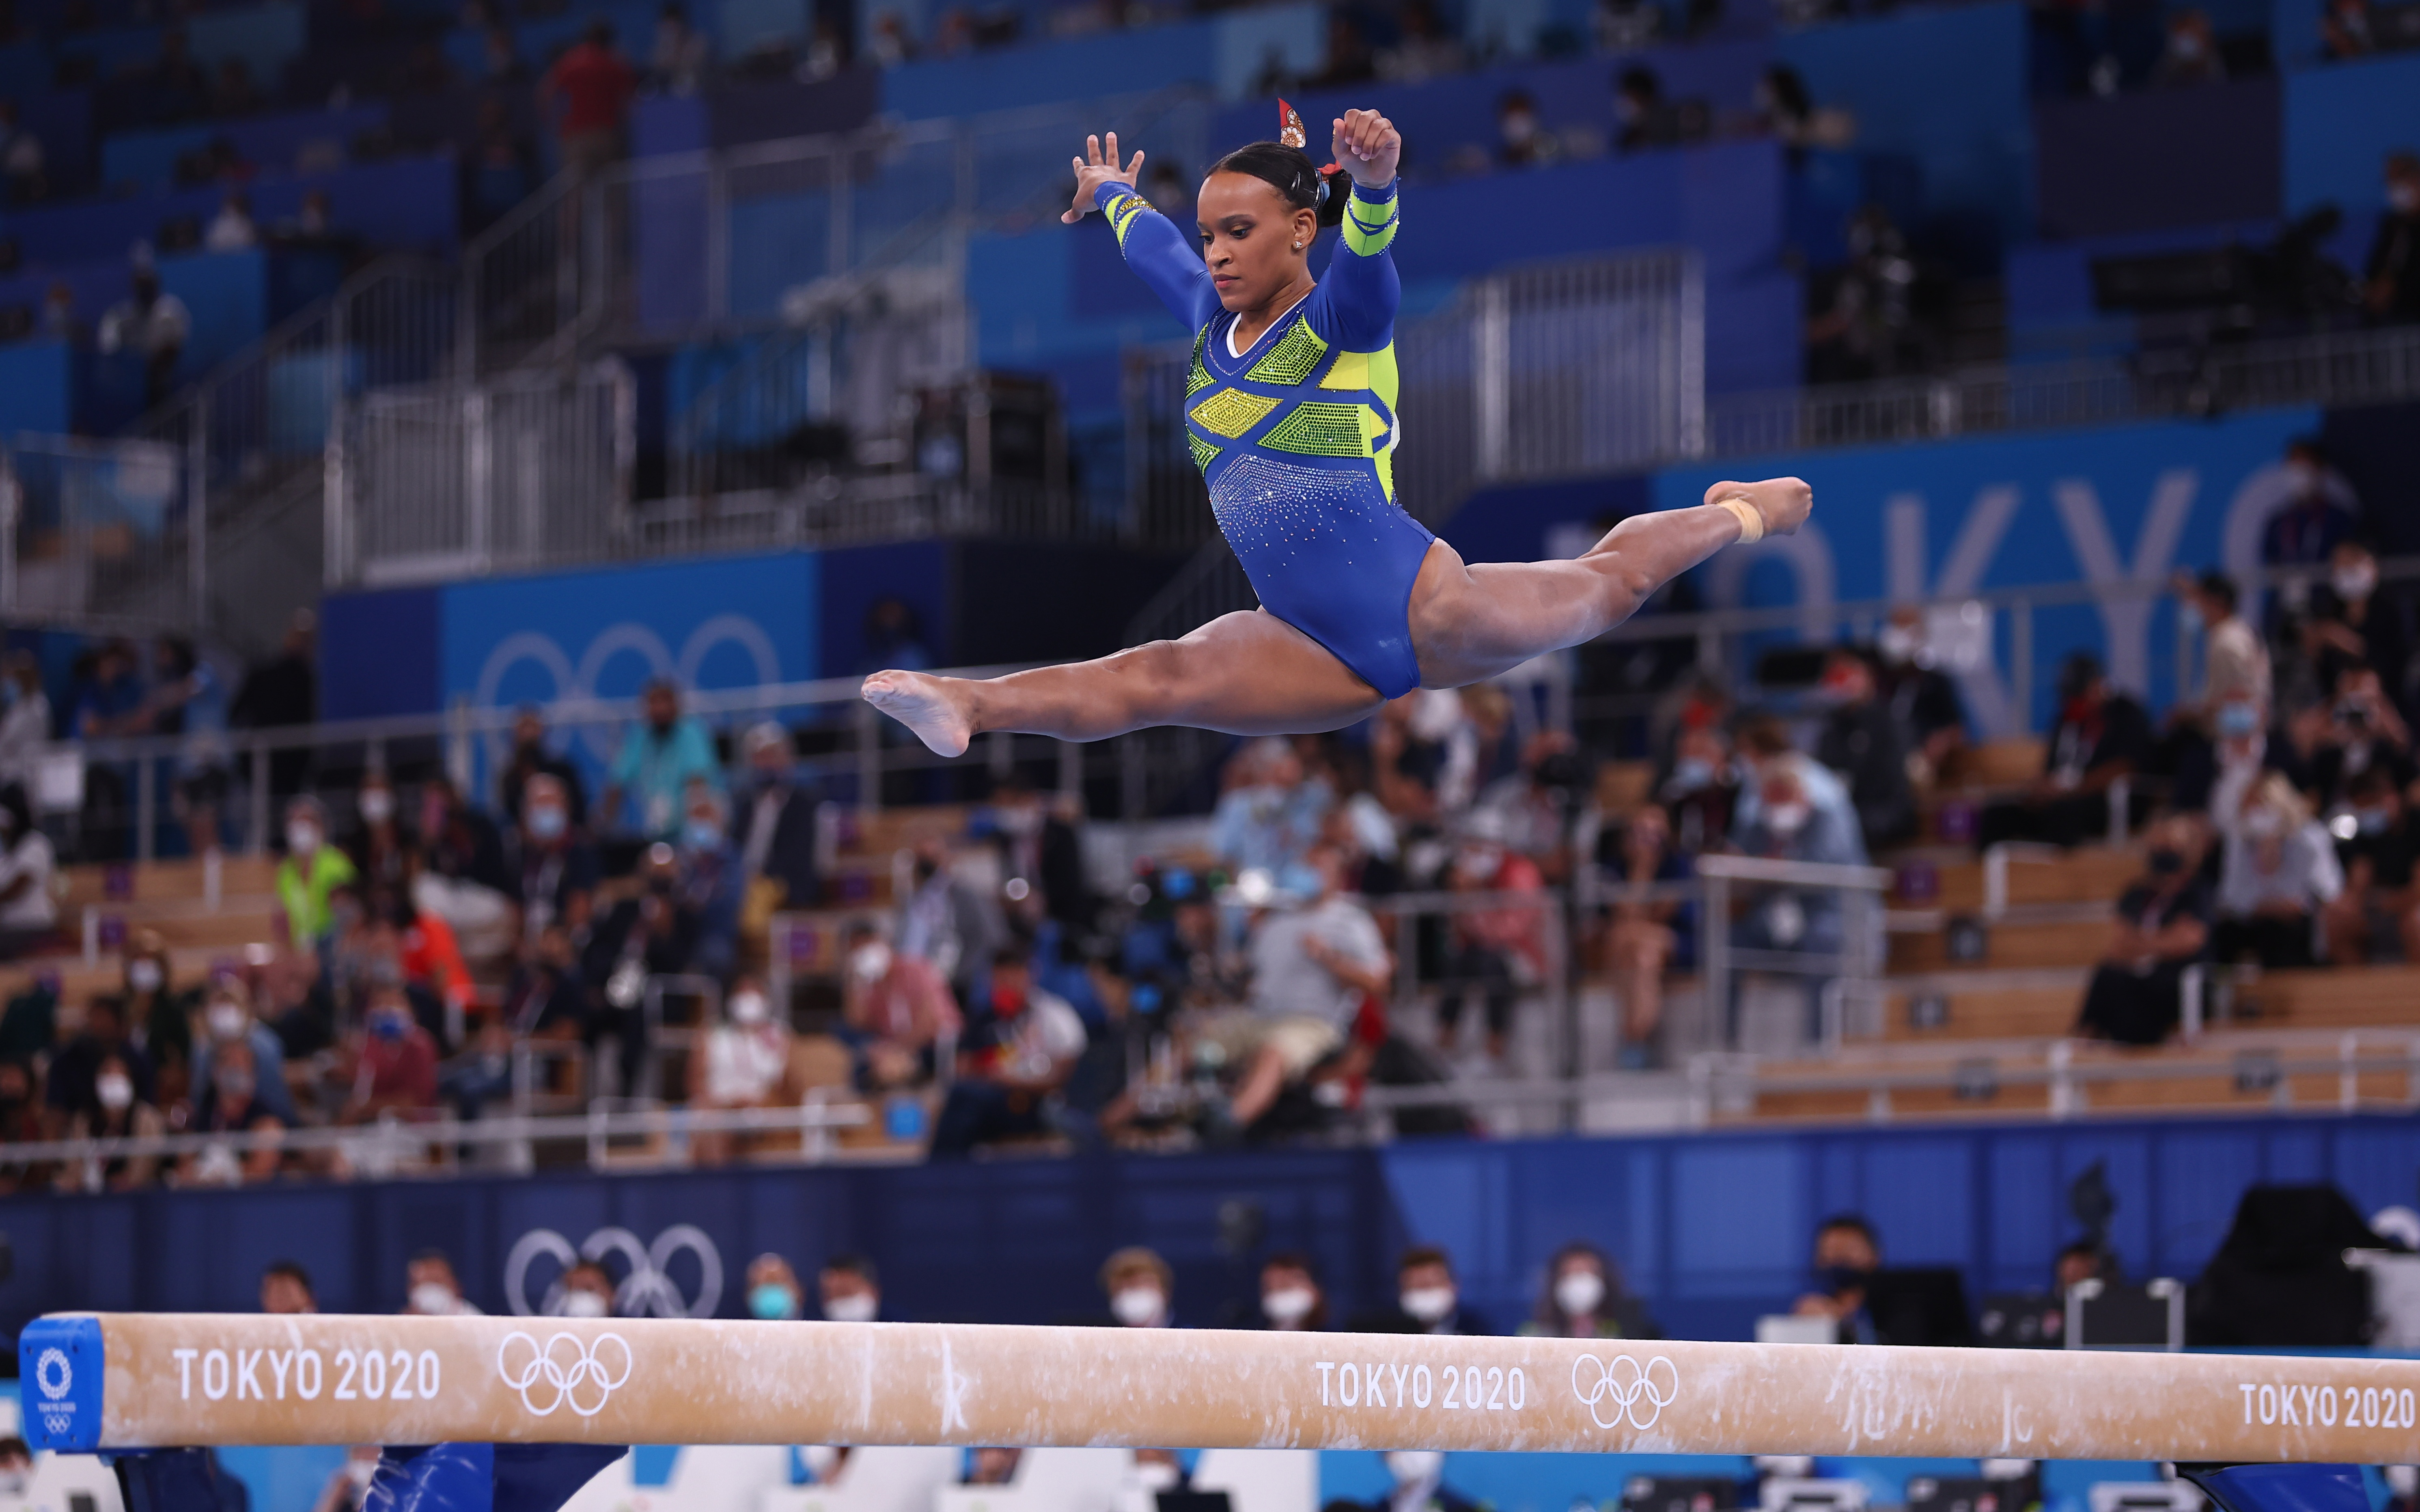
xmin=862 ymin=475 xmax=1809 ymax=753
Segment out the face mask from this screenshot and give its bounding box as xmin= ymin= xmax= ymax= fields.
xmin=2148 ymin=847 xmax=2185 ymax=877
xmin=1110 ymin=1287 xmax=1166 ymax=1326
xmin=730 ymin=991 xmax=770 ymax=1026
xmin=1765 ymin=801 xmax=1810 ymax=838
xmin=1877 ymin=625 xmax=1918 ymax=666
xmin=1262 ymin=1286 xmax=1316 ymax=1325
xmin=287 ymin=821 xmax=319 ymax=855
xmin=849 ymin=943 xmax=892 ymax=982
xmin=528 ymin=804 xmax=567 ymax=841
xmin=1671 ymin=756 xmax=1715 ymax=793
xmin=1554 ymin=1270 xmax=1606 ymax=1317
xmin=409 ymin=1282 xmax=456 ymax=1315
xmin=207 ymin=1003 xmax=246 ymax=1040
xmin=748 ymin=1282 xmax=799 ymax=1320
xmin=684 ymin=818 xmax=722 ymax=851
xmin=216 ymin=1069 xmax=254 ymax=1100
xmin=2243 ymin=807 xmax=2286 ymax=840
xmin=2217 ymin=702 xmax=2260 ymax=739
xmin=1136 ymin=1460 xmax=1181 ymax=1492
xmin=97 ymin=1072 xmax=134 ymax=1111
xmin=360 ymin=789 xmax=393 ymax=823
xmin=371 ymin=1010 xmax=407 ymax=1042
xmin=823 ymin=1291 xmax=878 ymax=1324
xmin=1386 ymin=1452 xmax=1444 ymax=1486
xmin=799 ymin=1446 xmax=841 ymax=1482
xmin=1501 ymin=111 xmax=1536 ymax=144
xmin=2334 ymin=565 xmax=2378 ymax=601
xmin=129 ymin=959 xmax=163 ymax=993
xmin=560 ymin=1290 xmax=611 ymax=1319
xmin=1401 ymin=1285 xmax=1456 ymax=1323
xmin=0 ymin=1471 xmax=31 ymax=1498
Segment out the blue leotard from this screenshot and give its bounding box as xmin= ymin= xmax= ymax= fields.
xmin=1095 ymin=176 xmax=1436 ymax=699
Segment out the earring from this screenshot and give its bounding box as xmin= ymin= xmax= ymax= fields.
xmin=1291 ymin=239 xmax=1303 ymax=250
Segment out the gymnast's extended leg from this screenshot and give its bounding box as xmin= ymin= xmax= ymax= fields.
xmin=863 ymin=475 xmax=1808 ymax=754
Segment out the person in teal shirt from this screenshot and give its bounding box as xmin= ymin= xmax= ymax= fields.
xmin=606 ymin=678 xmax=723 ymax=840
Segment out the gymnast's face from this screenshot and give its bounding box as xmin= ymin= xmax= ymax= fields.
xmin=1197 ymin=171 xmax=1319 ymax=314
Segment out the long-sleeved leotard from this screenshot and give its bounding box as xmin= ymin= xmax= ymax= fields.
xmin=1096 ymin=175 xmax=1436 ymax=699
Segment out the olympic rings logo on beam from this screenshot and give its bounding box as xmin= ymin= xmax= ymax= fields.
xmin=503 ymin=1225 xmax=726 ymax=1320
xmin=1571 ymin=1354 xmax=1679 ymax=1431
xmin=497 ymin=1331 xmax=634 ymax=1418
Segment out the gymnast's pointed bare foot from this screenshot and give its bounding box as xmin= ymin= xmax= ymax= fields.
xmin=1705 ymin=476 xmax=1813 ymax=536
xmin=862 ymin=670 xmax=975 ymax=758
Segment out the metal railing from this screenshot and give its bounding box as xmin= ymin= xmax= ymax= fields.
xmin=10 ymin=1097 xmax=874 ymax=1186
xmin=1706 ymin=323 xmax=2420 ymax=458
xmin=327 ymin=362 xmax=637 ymax=587
xmin=0 ymin=435 xmax=193 ymax=627
xmin=1123 ymin=248 xmax=1705 ymax=646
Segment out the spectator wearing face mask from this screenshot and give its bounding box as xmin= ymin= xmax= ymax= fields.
xmin=733 ymin=723 xmax=817 ymax=918
xmin=2213 ymin=773 xmax=2342 ymax=969
xmin=2366 ymin=152 xmax=2420 ymax=324
xmin=741 ymin=1253 xmax=804 ymax=1320
xmin=1521 ymin=1241 xmax=1659 ymax=1340
xmin=819 ymin=1253 xmax=882 ymax=1322
xmin=184 ymin=1035 xmax=283 ymax=1185
xmin=1362 ymin=1452 xmax=1478 ymax=1512
xmin=341 ymin=985 xmax=440 ymax=1124
xmin=2263 ymin=439 xmax=2358 ymax=612
xmin=0 ymin=783 xmax=55 ymax=959
xmin=278 ymin=796 xmax=358 ymax=948
xmin=930 ymin=946 xmax=1086 ymax=1157
xmin=1731 ymin=716 xmax=1866 ymax=861
xmin=2152 ymin=8 xmax=2225 ymax=85
xmin=2305 ymin=665 xmax=2415 ymax=811
xmin=2075 ymin=814 xmax=2213 ymax=1045
xmin=581 ymin=842 xmax=702 ymax=1096
xmin=498 ymin=707 xmax=587 ymax=829
xmin=1380 ymin=1245 xmax=1489 ymax=1335
xmin=60 ymin=1049 xmax=164 ymax=1192
xmin=1493 ymin=88 xmax=1556 ymax=168
xmin=1656 ymin=722 xmax=1739 ymax=853
xmin=2301 ymin=541 xmax=2407 ymax=707
xmin=1732 ymin=765 xmax=1862 ymax=951
xmin=1976 ymin=654 xmax=2152 ymax=850
xmin=504 ymin=922 xmax=593 ymax=1046
xmin=513 ymin=771 xmax=600 ymax=945
xmin=676 ymin=780 xmax=742 ymax=981
xmin=547 ymin=1259 xmax=615 ymax=1319
xmin=2166 ymin=571 xmax=2271 ymax=812
xmin=1258 ymin=1252 xmax=1329 ymax=1331
xmin=404 ymin=1250 xmax=483 ymax=1316
xmin=1101 ymin=1247 xmax=1175 ymax=1328
xmin=840 ymin=922 xmax=959 ymax=1091
xmin=44 ymin=995 xmax=156 ymax=1136
xmin=1792 ymin=1215 xmax=1883 ymax=1343
xmin=347 ymin=771 xmax=416 ymax=895
xmin=414 ymin=773 xmax=516 ymax=959
xmin=2322 ymin=768 xmax=2420 ymax=963
xmin=690 ymin=977 xmax=791 ymax=1164
xmin=1212 ymin=737 xmax=1334 ymax=890
xmin=605 ymin=679 xmax=721 ymax=842
xmin=123 ymin=933 xmax=194 ymax=1103
xmin=261 ymin=1260 xmax=317 ymax=1313
xmin=1814 ymin=647 xmax=1917 ymax=852
xmin=1437 ymin=811 xmax=1544 ymax=1064
xmin=1873 ymin=608 xmax=1969 ymax=785
xmin=1210 ymin=844 xmax=1389 ymax=1132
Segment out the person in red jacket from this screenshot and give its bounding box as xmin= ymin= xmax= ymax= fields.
xmin=539 ymin=19 xmax=636 ymax=175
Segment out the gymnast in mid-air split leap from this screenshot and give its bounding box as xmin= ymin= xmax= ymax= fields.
xmin=863 ymin=104 xmax=1812 ymax=754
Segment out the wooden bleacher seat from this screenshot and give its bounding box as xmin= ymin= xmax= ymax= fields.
xmin=1877 ymin=978 xmax=2086 ymax=1041
xmin=1894 ymin=845 xmax=2144 ymax=912
xmin=2232 ymin=965 xmax=2420 ymax=1030
xmin=817 ymin=803 xmax=976 ymax=907
xmin=1944 ymin=739 xmax=2047 ymax=790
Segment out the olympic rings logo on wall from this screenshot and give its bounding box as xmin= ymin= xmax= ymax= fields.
xmin=1571 ymin=1354 xmax=1680 ymax=1431
xmin=503 ymin=1225 xmax=725 ymax=1320
xmin=496 ymin=1331 xmax=634 ymax=1417
xmin=470 ymin=616 xmax=785 ymax=762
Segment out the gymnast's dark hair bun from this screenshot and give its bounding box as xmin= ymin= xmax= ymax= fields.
xmin=1210 ymin=140 xmax=1349 ymax=228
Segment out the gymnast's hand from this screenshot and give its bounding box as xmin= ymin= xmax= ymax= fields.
xmin=1705 ymin=476 xmax=1813 ymax=538
xmin=1331 ymin=108 xmax=1400 ymax=189
xmin=1062 ymin=132 xmax=1144 ymax=225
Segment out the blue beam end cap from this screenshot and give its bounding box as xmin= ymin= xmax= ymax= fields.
xmin=19 ymin=1315 xmax=106 ymax=1453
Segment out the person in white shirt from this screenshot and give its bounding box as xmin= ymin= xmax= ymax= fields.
xmin=1202 ymin=843 xmax=1390 ymax=1131
xmin=690 ymin=977 xmax=792 ymax=1164
xmin=97 ymin=263 xmax=191 ymax=405
xmin=0 ymin=783 xmax=56 ymax=957
xmin=0 ymin=655 xmax=45 ymax=802
xmin=2214 ymin=773 xmax=2342 ymax=968
xmin=203 ymin=189 xmax=259 ymax=252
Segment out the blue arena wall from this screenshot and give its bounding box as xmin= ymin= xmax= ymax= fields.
xmin=2 ymin=1114 xmax=2414 ymax=1346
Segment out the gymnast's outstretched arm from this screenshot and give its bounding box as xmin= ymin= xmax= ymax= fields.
xmin=1061 ymin=132 xmax=1220 ymax=331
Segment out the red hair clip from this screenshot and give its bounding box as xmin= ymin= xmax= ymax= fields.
xmin=1277 ymin=100 xmax=1340 ymax=175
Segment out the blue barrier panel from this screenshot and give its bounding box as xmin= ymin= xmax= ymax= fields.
xmin=718 ymin=0 xmax=808 ymax=57
xmin=2282 ymin=52 xmax=2420 ymax=220
xmin=19 ymin=89 xmax=94 ymax=197
xmin=99 ymin=102 xmax=389 ymax=192
xmin=1776 ymin=0 xmax=2032 ymax=252
xmin=0 ymin=153 xmax=461 ymax=263
xmin=880 ymin=19 xmax=1218 ymax=119
xmin=2034 ymin=78 xmax=2280 ymax=239
xmin=1652 ymin=409 xmax=2317 ymax=733
xmin=187 ymin=2 xmax=306 ymax=78
xmin=0 ymin=340 xmax=75 ymax=433
xmin=156 ymin=246 xmax=268 ymax=374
